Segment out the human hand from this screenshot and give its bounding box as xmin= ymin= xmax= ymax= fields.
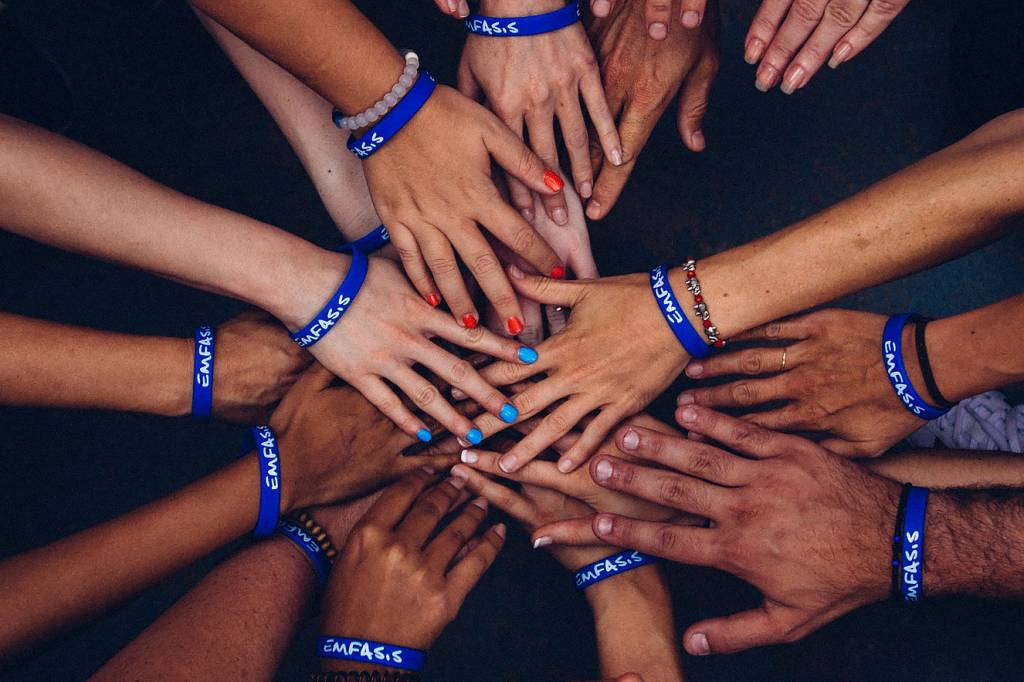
xmin=433 ymin=0 xmax=470 ymax=20
xmin=590 ymin=0 xmax=709 ymax=33
xmin=585 ymin=0 xmax=719 ymax=220
xmin=539 ymin=405 xmax=897 ymax=655
xmin=322 ymin=469 xmax=506 ymax=651
xmin=208 ymin=311 xmax=312 ymax=424
xmin=745 ymin=0 xmax=911 ymax=94
xmin=363 ymin=84 xmax=565 ymax=334
xmin=304 ymin=492 xmax=382 ymax=551
xmin=678 ymin=309 xmax=926 ymax=456
xmin=459 ymin=0 xmax=621 ymax=216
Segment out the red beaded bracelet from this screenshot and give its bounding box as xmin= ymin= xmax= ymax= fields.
xmin=684 ymin=259 xmax=725 ymax=348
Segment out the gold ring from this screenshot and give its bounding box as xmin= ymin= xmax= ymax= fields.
xmin=780 ymin=347 xmax=788 ymax=372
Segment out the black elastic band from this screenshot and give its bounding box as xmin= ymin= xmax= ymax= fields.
xmin=912 ymin=318 xmax=954 ymax=408
xmin=891 ymin=483 xmax=912 ymax=599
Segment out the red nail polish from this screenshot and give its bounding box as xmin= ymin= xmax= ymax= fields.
xmin=425 ymin=293 xmax=441 ymax=307
xmin=507 ymin=316 xmax=524 ymax=335
xmin=550 ymin=265 xmax=565 ymax=279
xmin=543 ymin=170 xmax=564 ymax=192
xmin=462 ymin=314 xmax=479 ymax=329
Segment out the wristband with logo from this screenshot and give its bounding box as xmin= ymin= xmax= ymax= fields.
xmin=464 ymin=0 xmax=581 ymax=36
xmin=191 ymin=325 xmax=215 ymax=420
xmin=894 ymin=484 xmax=929 ymax=601
xmin=346 ymin=72 xmax=436 ymax=159
xmin=250 ymin=425 xmax=282 ymax=537
xmin=290 ymin=246 xmax=368 ymax=349
xmin=318 ymin=637 xmax=426 ymax=673
xmin=277 ymin=519 xmax=331 ymax=586
xmin=574 ymin=549 xmax=658 ymax=590
xmin=346 ymin=225 xmax=391 ymax=254
xmin=882 ymin=314 xmax=950 ymax=421
xmin=650 ymin=265 xmax=713 ymax=359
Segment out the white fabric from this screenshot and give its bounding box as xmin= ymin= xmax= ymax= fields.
xmin=907 ymin=390 xmax=1024 ymax=453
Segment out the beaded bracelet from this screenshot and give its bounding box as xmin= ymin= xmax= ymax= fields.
xmin=289 ymin=509 xmax=339 ymax=564
xmin=683 ymin=259 xmax=725 ymax=348
xmin=333 ymin=51 xmax=419 ymax=132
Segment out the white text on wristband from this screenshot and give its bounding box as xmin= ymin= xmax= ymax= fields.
xmin=575 ymin=549 xmax=658 ymax=589
xmin=191 ymin=325 xmax=215 ymax=420
xmin=251 ymin=425 xmax=281 ymax=537
xmin=318 ymin=637 xmax=426 ymax=672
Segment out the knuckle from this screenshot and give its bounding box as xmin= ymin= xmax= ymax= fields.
xmin=413 ymin=383 xmax=440 ymax=407
xmin=426 ymin=255 xmax=460 ymax=276
xmin=731 ymin=421 xmax=771 ymax=448
xmin=543 ymin=411 xmax=570 ymax=435
xmin=528 ymin=81 xmax=552 ymax=105
xmin=513 ymin=391 xmax=535 ymax=417
xmin=446 ymin=526 xmax=469 ymax=546
xmin=464 ymin=325 xmax=486 ymax=345
xmin=731 ymin=382 xmax=757 ymax=406
xmin=791 ymin=0 xmax=826 ymax=22
xmin=576 ymin=51 xmax=597 ymax=72
xmin=396 ymin=246 xmax=420 ymax=264
xmin=752 ymin=15 xmax=779 ymax=35
xmin=418 ymin=499 xmax=445 ymax=520
xmin=472 ymin=252 xmax=500 ymax=276
xmin=503 ymin=362 xmax=524 ymax=386
xmin=564 ymin=125 xmax=589 ymax=150
xmin=871 ymin=0 xmax=902 ymax=15
xmin=742 ymin=351 xmax=764 ymax=374
xmin=690 ymin=452 xmax=724 ymax=479
xmin=511 ymin=226 xmax=536 ymax=254
xmin=450 ymin=359 xmax=473 ymax=385
xmin=491 ymin=292 xmax=518 ymax=312
xmin=655 ymin=525 xmax=678 ymax=552
xmin=764 ymin=322 xmax=784 ymax=339
xmin=824 ymin=0 xmax=862 ymax=25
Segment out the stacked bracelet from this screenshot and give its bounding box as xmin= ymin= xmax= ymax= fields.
xmin=683 ymin=259 xmax=725 ymax=348
xmin=881 ymin=313 xmax=951 ymax=421
xmin=333 ymin=52 xmax=420 ymax=132
xmin=891 ymin=483 xmax=929 ymax=601
xmin=251 ymin=425 xmax=282 ymax=537
xmin=290 ymin=245 xmax=369 ymax=349
xmin=574 ymin=550 xmax=658 ymax=590
xmin=319 ymin=638 xmax=426 ymax=673
xmin=913 ymin=318 xmax=954 ymax=408
xmin=277 ymin=510 xmax=336 ymax=586
xmin=191 ymin=325 xmax=215 ymax=421
xmin=346 ymin=72 xmax=437 ymax=159
xmin=649 ymin=264 xmax=713 ymax=359
xmin=464 ymin=0 xmax=581 ymax=36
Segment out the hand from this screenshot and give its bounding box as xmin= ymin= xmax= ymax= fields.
xmin=322 ymin=470 xmax=506 ymax=651
xmin=304 ymin=492 xmax=383 ymax=551
xmin=209 ymin=311 xmax=312 ymax=424
xmin=363 ymin=84 xmax=565 ymax=334
xmin=267 ymin=364 xmax=461 ymax=512
xmin=590 ymin=0 xmax=709 ymax=33
xmin=585 ymin=0 xmax=719 ymax=220
xmin=745 ymin=0 xmax=911 ymax=94
xmin=539 ymin=405 xmax=897 ymax=655
xmin=433 ymin=0 xmax=470 ymax=20
xmin=472 ymin=266 xmax=691 ymax=473
xmin=459 ymin=0 xmax=621 ymax=218
xmin=678 ymin=309 xmax=925 ymax=456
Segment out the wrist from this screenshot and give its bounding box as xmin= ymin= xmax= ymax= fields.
xmin=478 ymin=0 xmax=566 ymax=14
xmin=585 ymin=564 xmax=667 ymax=617
xmin=155 ymin=336 xmax=194 ymax=418
xmin=270 ymin=248 xmax=351 ymax=331
xmin=927 ymin=309 xmax=1024 ymax=402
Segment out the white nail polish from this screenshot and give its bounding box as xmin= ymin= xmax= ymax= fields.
xmin=533 ymin=536 xmax=552 ymax=549
xmin=461 ymin=449 xmax=478 ymax=464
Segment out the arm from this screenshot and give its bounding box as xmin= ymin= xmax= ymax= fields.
xmin=866 ymin=449 xmax=1024 ymax=489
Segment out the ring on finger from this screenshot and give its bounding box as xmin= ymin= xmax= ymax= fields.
xmin=780 ymin=347 xmax=788 ymax=372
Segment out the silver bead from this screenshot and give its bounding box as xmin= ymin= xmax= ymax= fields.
xmin=392 ymin=82 xmax=408 ymax=98
xmin=398 ymin=73 xmax=414 ymax=89
xmin=355 ymin=113 xmax=368 ymax=128
xmin=365 ymin=110 xmax=380 ymax=123
xmin=346 ymin=118 xmax=359 ymax=131
xmin=694 ymin=303 xmax=708 ymax=315
xmin=373 ymin=101 xmax=388 ymax=116
xmin=383 ymin=92 xmax=399 ymax=107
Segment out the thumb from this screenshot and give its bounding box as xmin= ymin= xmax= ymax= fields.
xmin=507 ymin=264 xmax=585 ymax=307
xmin=484 ymin=119 xmax=564 ymax=197
xmin=676 ymin=56 xmax=718 ymax=153
xmin=683 ymin=606 xmax=784 ymax=656
xmin=531 ymin=517 xmax=600 ymax=547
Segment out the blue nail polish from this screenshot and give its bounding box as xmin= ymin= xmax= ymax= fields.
xmin=499 ymin=403 xmax=518 ymax=423
xmin=518 ymin=346 xmax=538 ymax=364
xmin=466 ymin=428 xmax=483 ymax=445
xmin=417 ymin=428 xmax=432 ymax=443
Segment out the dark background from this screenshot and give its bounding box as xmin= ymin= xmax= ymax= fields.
xmin=1 ymin=0 xmax=1023 ymax=680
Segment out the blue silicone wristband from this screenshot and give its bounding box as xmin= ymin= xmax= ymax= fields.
xmin=290 ymin=246 xmax=368 ymax=349
xmin=575 ymin=549 xmax=658 ymax=590
xmin=318 ymin=637 xmax=426 ymax=672
xmin=277 ymin=519 xmax=330 ymax=586
xmin=345 ymin=72 xmax=437 ymax=159
xmin=346 ymin=225 xmax=390 ymax=254
xmin=465 ymin=0 xmax=581 ymax=36
xmin=251 ymin=425 xmax=282 ymax=537
xmin=191 ymin=325 xmax=215 ymax=420
xmin=882 ymin=314 xmax=950 ymax=421
xmin=650 ymin=265 xmax=713 ymax=359
xmin=898 ymin=485 xmax=929 ymax=601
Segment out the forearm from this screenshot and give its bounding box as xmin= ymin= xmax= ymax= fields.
xmin=0 ymin=457 xmax=258 ymax=659
xmin=867 ymin=449 xmax=1024 ymax=489
xmin=0 ymin=313 xmax=191 ymax=416
xmin=92 ymin=535 xmax=316 ymax=681
xmin=586 ymin=566 xmax=683 ymax=682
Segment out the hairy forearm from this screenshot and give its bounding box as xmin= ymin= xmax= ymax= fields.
xmin=867 ymin=449 xmax=1024 ymax=489
xmin=0 ymin=313 xmax=191 ymax=416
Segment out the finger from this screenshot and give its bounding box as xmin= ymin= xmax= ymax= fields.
xmin=457 ymin=449 xmax=586 ymax=498
xmin=418 ymin=225 xmax=477 ymax=321
xmin=784 ymin=0 xmax=868 ymax=89
xmin=578 ymin=67 xmax=622 ymax=190
xmin=676 ymin=51 xmax=718 ymax=152
xmin=745 ymin=0 xmax=793 ymax=75
xmin=589 ymin=455 xmax=727 ymax=518
xmin=496 ymin=398 xmax=594 ymax=473
xmin=361 ymin=468 xmax=440 ymax=528
xmin=391 ymin=366 xmax=479 ymax=444
xmin=544 ymin=303 xmax=569 ymax=336
xmin=556 ymin=406 xmax=627 ymax=473
xmin=645 ymin=0 xmax=673 ymax=39
xmin=470 ymin=379 xmax=570 ymax=447
xmin=477 ymin=349 xmax=551 ymax=389
xmin=478 ymin=195 xmax=564 ymax=281
xmin=615 ymin=424 xmax=752 ymax=485
xmin=428 ymin=308 xmax=538 ymax=367
xmin=396 ymin=451 xmax=462 ymax=477
xmin=556 ymin=97 xmax=596 ymax=200
xmin=388 ymin=224 xmax=441 ymax=306
xmin=451 ymin=464 xmax=539 ymax=527
xmin=588 ymin=101 xmax=655 ymax=220
xmin=532 ymin=517 xmax=603 ymax=547
xmin=684 ymin=606 xmax=785 ymax=656
xmin=484 ymin=118 xmax=565 ymax=198
xmin=500 ymin=117 xmax=536 ymax=222
xmin=759 ymin=0 xmax=829 ymax=94
xmin=742 ymin=404 xmax=814 ymax=431
xmin=446 ymin=522 xmax=506 ymax=599
xmin=675 ymin=375 xmax=791 ymax=410
xmin=590 ymin=513 xmax=717 ymax=565
xmin=829 ymin=0 xmax=909 ymax=68
xmin=518 ymin=297 xmax=545 ymax=347
xmin=684 ymin=345 xmax=797 ymax=380
xmin=357 ymin=377 xmax=432 ymax=442
xmin=525 ymin=112 xmax=570 ymax=226
xmin=678 ymin=0 xmax=707 ymax=28
xmin=412 ymin=341 xmax=518 ymax=426
xmin=454 ymin=231 xmax=526 ymax=335
xmin=675 ymin=405 xmax=790 ymax=459
xmin=425 ymin=496 xmax=490 ymax=568
xmin=397 ymin=475 xmax=467 ymax=547
xmin=507 ymin=264 xmax=586 ymax=307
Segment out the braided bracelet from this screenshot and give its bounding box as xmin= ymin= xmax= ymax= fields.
xmin=683 ymin=259 xmax=725 ymax=348
xmin=332 ymin=51 xmax=420 ymax=132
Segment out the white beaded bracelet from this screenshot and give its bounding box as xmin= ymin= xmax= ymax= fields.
xmin=334 ymin=50 xmax=420 ymax=131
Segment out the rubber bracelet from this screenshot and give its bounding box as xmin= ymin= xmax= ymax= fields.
xmin=575 ymin=549 xmax=658 ymax=590
xmin=290 ymin=246 xmax=368 ymax=349
xmin=650 ymin=265 xmax=713 ymax=359
xmin=277 ymin=519 xmax=330 ymax=586
xmin=318 ymin=637 xmax=426 ymax=673
xmin=465 ymin=0 xmax=581 ymax=36
xmin=913 ymin=318 xmax=954 ymax=408
xmin=345 ymin=225 xmax=391 ymax=254
xmin=897 ymin=485 xmax=929 ymax=601
xmin=251 ymin=425 xmax=282 ymax=537
xmin=347 ymin=72 xmax=436 ymax=159
xmin=882 ymin=313 xmax=950 ymax=421
xmin=191 ymin=325 xmax=215 ymax=420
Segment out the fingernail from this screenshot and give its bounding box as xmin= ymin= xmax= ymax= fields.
xmin=594 ymin=458 xmax=613 ymax=481
xmin=508 ymin=264 xmax=525 ymax=279
xmin=677 ymin=392 xmax=695 ymax=405
xmin=551 ymin=207 xmax=568 ymax=225
xmin=451 ymin=464 xmax=470 ymax=480
xmin=507 ymin=316 xmax=524 ymax=335
xmin=462 ymin=313 xmax=479 ymax=329
xmin=457 ymin=437 xmax=470 ymax=448
xmin=499 ymin=454 xmax=517 ymax=472
xmin=586 ymin=200 xmax=602 ymax=220
xmin=781 ymin=65 xmax=805 ymax=95
xmin=449 ymin=474 xmax=467 ymax=489
xmin=685 ymin=362 xmax=704 ymax=378
xmin=494 ymin=523 xmax=507 ymax=538
xmin=829 ymin=42 xmax=852 ymax=69
xmin=446 ymin=0 xmax=457 ymax=12
xmin=755 ymin=65 xmax=778 ymax=92
xmin=690 ymin=633 xmax=711 ymax=655
xmin=518 ymin=346 xmax=538 ymax=364
xmin=579 ymin=180 xmax=592 ymax=198
xmin=691 ymin=130 xmax=705 ymax=150
xmin=520 ymin=207 xmax=534 ymax=223
xmin=458 ymin=0 xmax=470 ymax=18
xmin=472 ymin=497 xmax=488 ymax=511
xmin=610 ymin=148 xmax=623 ymax=166
xmin=543 ymin=170 xmax=564 ymax=192
xmin=744 ymin=38 xmax=764 ymax=64
xmin=417 ymin=428 xmax=432 ymax=443
xmin=557 ymin=458 xmax=573 ymax=473
xmin=680 ymin=406 xmax=698 ymax=423
xmin=533 ymin=536 xmax=552 ymax=549
xmin=425 ymin=293 xmax=441 ymax=307
xmin=499 ymin=403 xmax=519 ymax=423
xmin=421 ymin=465 xmax=436 ymax=474
xmin=681 ymin=10 xmax=700 ymax=27
xmin=649 ymin=21 xmax=667 ymax=39
xmin=593 ymin=0 xmax=610 ymax=15
xmin=466 ymin=428 xmax=483 ymax=445
xmin=621 ymin=429 xmax=639 ymax=451
xmin=452 ymin=387 xmax=467 ymax=400
xmin=595 ymin=515 xmax=613 ymax=535
xmin=461 ymin=448 xmax=478 ymax=464
xmin=550 ymin=265 xmax=565 ymax=279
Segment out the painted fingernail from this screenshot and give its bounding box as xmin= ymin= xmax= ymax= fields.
xmin=472 ymin=496 xmax=488 ymax=510
xmin=462 ymin=313 xmax=479 ymax=329
xmin=543 ymin=170 xmax=564 ymax=192
xmin=499 ymin=454 xmax=517 ymax=472
xmin=520 ymin=207 xmax=534 ymax=223
xmin=685 ymin=362 xmax=704 ymax=378
xmin=649 ymin=21 xmax=667 ymax=39
xmin=557 ymin=458 xmax=573 ymax=473
xmin=449 ymin=474 xmax=467 ymax=489
xmin=829 ymin=42 xmax=852 ymax=69
xmin=744 ymin=38 xmax=765 ymax=64
xmin=579 ymin=180 xmax=592 ymax=198
xmin=533 ymin=536 xmax=552 ymax=549
xmin=677 ymin=392 xmax=695 ymax=405
xmin=781 ymin=65 xmax=805 ymax=95
xmin=621 ymin=429 xmax=639 ymax=451
xmin=586 ymin=200 xmax=602 ymax=220
xmin=417 ymin=428 xmax=432 ymax=443
xmin=508 ymin=264 xmax=525 ymax=279
xmin=551 ymin=207 xmax=568 ymax=225
xmin=550 ymin=265 xmax=565 ymax=279
xmin=691 ymin=130 xmax=706 ymax=150
xmin=494 ymin=523 xmax=507 ymax=538
xmin=690 ymin=633 xmax=711 ymax=655
xmin=507 ymin=316 xmax=524 ymax=335
xmin=425 ymin=293 xmax=441 ymax=307
xmin=466 ymin=428 xmax=483 ymax=445
xmin=755 ymin=65 xmax=778 ymax=92
xmin=499 ymin=403 xmax=519 ymax=423
xmin=610 ymin=147 xmax=623 ymax=166
xmin=461 ymin=449 xmax=478 ymax=464
xmin=681 ymin=10 xmax=700 ymax=27
xmin=594 ymin=458 xmax=613 ymax=481
xmin=518 ymin=346 xmax=538 ymax=364
xmin=680 ymin=406 xmax=698 ymax=423
xmin=595 ymin=515 xmax=613 ymax=535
